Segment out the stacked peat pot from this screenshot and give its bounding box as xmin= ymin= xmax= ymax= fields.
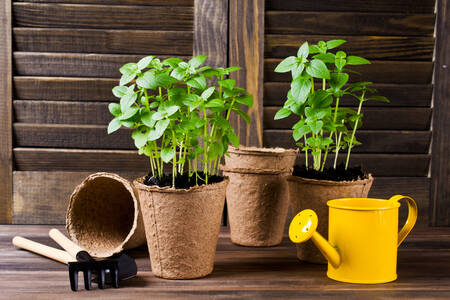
xmin=106 ymin=55 xmax=253 ymax=279
xmin=273 ymin=40 xmax=388 ymax=263
xmin=223 ymin=146 xmax=298 ymax=246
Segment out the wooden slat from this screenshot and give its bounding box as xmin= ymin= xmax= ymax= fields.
xmin=193 ymin=0 xmax=228 ymax=68
xmin=13 ymin=124 xmax=134 ymax=149
xmin=264 ymin=82 xmax=433 ymax=107
xmin=265 ymin=11 xmax=435 ymax=36
xmin=14 ymin=77 xmax=117 ymax=101
xmin=12 ymin=171 xmax=143 ymax=224
xmin=14 ymin=0 xmax=193 ymax=5
xmin=13 ymin=148 xmax=429 ymax=176
xmin=265 ymin=59 xmax=433 ymax=84
xmin=264 ymin=107 xmax=431 ymax=130
xmin=13 ymin=3 xmax=193 ymax=31
xmin=264 ymin=130 xmax=431 ymax=154
xmin=0 ymin=0 xmax=12 ymax=223
xmin=13 ymin=148 xmax=149 ymax=172
xmin=11 ymin=172 xmax=430 ymax=226
xmin=293 ymin=154 xmax=430 ymax=177
xmin=229 ymin=0 xmax=264 ymax=147
xmin=431 ymin=0 xmax=450 ymax=226
xmin=13 ymin=53 xmax=190 ymax=78
xmin=265 ymin=35 xmax=434 ymax=61
xmin=265 ymin=0 xmax=436 ymax=14
xmin=13 ymin=101 xmax=111 ymax=124
xmin=369 ymin=177 xmax=430 ymax=228
xmin=13 ymin=28 xmax=193 ymax=55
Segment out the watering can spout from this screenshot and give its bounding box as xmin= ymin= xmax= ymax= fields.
xmin=289 ymin=210 xmax=341 ymax=268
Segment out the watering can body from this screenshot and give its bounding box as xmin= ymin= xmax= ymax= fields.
xmin=289 ymin=195 xmax=417 ymax=284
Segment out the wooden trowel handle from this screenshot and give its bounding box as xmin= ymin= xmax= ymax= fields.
xmin=12 ymin=236 xmax=74 ymax=264
xmin=49 ymin=229 xmax=84 ymax=259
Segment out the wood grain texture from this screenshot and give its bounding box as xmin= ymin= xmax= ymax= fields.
xmin=13 ymin=148 xmax=429 ymax=176
xmin=14 ymin=0 xmax=193 ymax=5
xmin=193 ymin=0 xmax=228 ymax=68
xmin=265 ymin=35 xmax=434 ymax=61
xmin=13 ymin=53 xmax=190 ymax=78
xmin=431 ymin=0 xmax=450 ymax=226
xmin=229 ymin=0 xmax=264 ymax=147
xmin=13 ymin=148 xmax=149 ymax=172
xmin=265 ymin=59 xmax=433 ymax=84
xmin=264 ymin=107 xmax=432 ymax=130
xmin=14 ymin=77 xmax=118 ymax=101
xmin=293 ymin=154 xmax=430 ymax=177
xmin=265 ymin=0 xmax=436 ymax=13
xmin=13 ymin=3 xmax=193 ymax=30
xmin=12 ymin=171 xmax=142 ymax=224
xmin=1 ymin=226 xmax=450 ymax=299
xmin=264 ymin=82 xmax=433 ymax=107
xmin=11 ymin=174 xmax=430 ymax=226
xmin=0 ymin=0 xmax=12 ymax=223
xmin=264 ymin=130 xmax=431 ymax=154
xmin=265 ymin=11 xmax=435 ymax=36
xmin=13 ymin=28 xmax=193 ymax=55
xmin=13 ymin=124 xmax=134 ymax=149
xmin=13 ymin=101 xmax=111 ymax=124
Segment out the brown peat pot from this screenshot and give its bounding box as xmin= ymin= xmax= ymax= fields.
xmin=223 ymin=146 xmax=298 ymax=247
xmin=287 ymin=175 xmax=374 ymax=264
xmin=133 ymin=177 xmax=228 ymax=279
xmin=66 ymin=172 xmax=146 ymax=258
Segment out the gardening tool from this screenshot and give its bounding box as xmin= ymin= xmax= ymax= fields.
xmin=49 ymin=229 xmax=137 ymax=290
xmin=289 ymin=195 xmax=417 ymax=284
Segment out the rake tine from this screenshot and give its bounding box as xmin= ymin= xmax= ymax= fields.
xmin=98 ymin=268 xmax=106 ymax=289
xmin=83 ymin=269 xmax=92 ymax=290
xmin=111 ymin=266 xmax=119 ymax=288
xmin=69 ymin=267 xmax=78 ymax=292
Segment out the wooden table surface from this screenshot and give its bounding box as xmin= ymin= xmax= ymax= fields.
xmin=1 ymin=226 xmax=450 ymax=300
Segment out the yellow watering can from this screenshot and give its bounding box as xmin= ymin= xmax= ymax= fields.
xmin=289 ymin=195 xmax=417 ymax=284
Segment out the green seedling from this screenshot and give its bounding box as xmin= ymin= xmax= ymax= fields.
xmin=108 ymin=55 xmax=252 ymax=187
xmin=274 ymin=40 xmax=389 ymax=171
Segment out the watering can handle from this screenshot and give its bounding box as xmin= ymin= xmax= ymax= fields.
xmin=388 ymin=195 xmax=418 ymax=247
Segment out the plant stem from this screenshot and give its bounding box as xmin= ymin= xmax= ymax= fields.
xmin=334 ymin=130 xmax=343 ymax=169
xmin=226 ymin=98 xmax=237 ymax=121
xmin=202 ymin=105 xmax=209 ymax=184
xmin=345 ymin=96 xmax=364 ymax=170
xmin=320 ymin=97 xmax=340 ymax=171
xmin=171 ymin=130 xmax=177 ymax=187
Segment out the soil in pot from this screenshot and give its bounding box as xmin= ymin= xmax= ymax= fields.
xmin=143 ymin=172 xmax=223 ymax=189
xmin=134 ymin=176 xmax=228 ymax=279
xmin=293 ymin=163 xmax=366 ymax=182
xmin=287 ymin=166 xmax=373 ymax=264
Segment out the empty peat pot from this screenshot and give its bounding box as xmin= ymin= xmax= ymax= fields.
xmin=223 ymin=146 xmax=297 ymax=247
xmin=287 ymin=175 xmax=373 ymax=263
xmin=289 ymin=195 xmax=418 ymax=284
xmin=66 ymin=172 xmax=146 ymax=258
xmin=133 ymin=177 xmax=228 ymax=279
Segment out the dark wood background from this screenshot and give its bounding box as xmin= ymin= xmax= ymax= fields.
xmin=0 ymin=0 xmax=448 ymax=227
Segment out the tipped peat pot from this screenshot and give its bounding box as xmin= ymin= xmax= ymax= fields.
xmin=287 ymin=175 xmax=373 ymax=264
xmin=133 ymin=177 xmax=228 ymax=279
xmin=223 ymin=146 xmax=298 ymax=246
xmin=66 ymin=172 xmax=146 ymax=258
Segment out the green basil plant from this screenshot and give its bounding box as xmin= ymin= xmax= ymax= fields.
xmin=274 ymin=40 xmax=389 ymax=172
xmin=108 ymin=55 xmax=252 ymax=187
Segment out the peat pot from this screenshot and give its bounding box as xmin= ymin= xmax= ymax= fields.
xmin=223 ymin=146 xmax=298 ymax=246
xmin=287 ymin=175 xmax=374 ymax=264
xmin=66 ymin=172 xmax=146 ymax=258
xmin=133 ymin=177 xmax=228 ymax=279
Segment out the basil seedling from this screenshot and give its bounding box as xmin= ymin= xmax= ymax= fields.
xmin=108 ymin=55 xmax=252 ymax=187
xmin=274 ymin=40 xmax=389 ymax=171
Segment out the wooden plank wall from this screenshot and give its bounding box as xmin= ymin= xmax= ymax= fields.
xmin=263 ymin=0 xmax=436 ymax=227
xmin=11 ymin=0 xmax=194 ymax=223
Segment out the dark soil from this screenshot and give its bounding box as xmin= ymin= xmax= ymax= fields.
xmin=143 ymin=172 xmax=224 ymax=189
xmin=292 ymin=163 xmax=367 ymax=182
